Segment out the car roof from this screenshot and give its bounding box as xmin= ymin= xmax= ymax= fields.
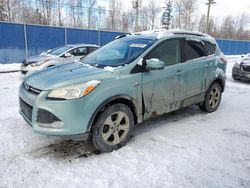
xmin=66 ymin=44 xmax=99 ymax=48
xmin=121 ymin=29 xmax=216 ymax=44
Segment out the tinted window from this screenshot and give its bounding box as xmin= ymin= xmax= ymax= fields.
xmin=203 ymin=41 xmax=216 ymax=55
xmin=69 ymin=47 xmax=87 ymax=56
xmin=184 ymin=40 xmax=206 ymax=61
xmin=145 ymin=39 xmax=181 ymax=66
xmin=89 ymin=47 xmax=97 ymax=53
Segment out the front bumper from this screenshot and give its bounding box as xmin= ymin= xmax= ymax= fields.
xmin=232 ymin=64 xmax=250 ymax=80
xmin=20 ymin=64 xmax=41 ymax=75
xmin=19 ymin=83 xmax=98 ymax=136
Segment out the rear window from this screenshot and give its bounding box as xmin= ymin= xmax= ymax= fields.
xmin=183 ymin=40 xmax=206 ymax=61
xmin=203 ymin=41 xmax=216 ymax=55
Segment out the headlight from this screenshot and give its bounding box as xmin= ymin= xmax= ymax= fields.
xmin=30 ymin=59 xmax=50 ymax=67
xmin=48 ymin=80 xmax=101 ymax=100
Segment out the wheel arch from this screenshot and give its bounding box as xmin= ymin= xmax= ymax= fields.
xmin=210 ymin=77 xmax=225 ymax=92
xmin=87 ymin=95 xmax=138 ymax=132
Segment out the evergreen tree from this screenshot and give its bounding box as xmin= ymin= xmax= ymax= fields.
xmin=161 ymin=0 xmax=173 ymax=30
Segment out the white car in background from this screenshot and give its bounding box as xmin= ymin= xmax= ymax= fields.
xmin=20 ymin=44 xmax=99 ymax=75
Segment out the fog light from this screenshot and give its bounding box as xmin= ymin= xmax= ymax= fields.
xmin=51 ymin=121 xmax=64 ymax=128
xmin=37 ymin=121 xmax=64 ymax=129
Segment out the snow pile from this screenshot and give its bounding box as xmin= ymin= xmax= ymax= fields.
xmin=0 ymin=58 xmax=250 ymax=187
xmin=0 ymin=63 xmax=20 ymax=73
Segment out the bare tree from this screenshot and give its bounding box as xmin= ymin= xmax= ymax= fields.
xmin=173 ymin=0 xmax=183 ymax=28
xmin=182 ymin=0 xmax=197 ymax=30
xmin=140 ymin=6 xmax=149 ymax=30
xmin=148 ymin=0 xmax=160 ymax=29
xmin=87 ymin=0 xmax=96 ymax=28
xmin=220 ymin=16 xmax=235 ymax=39
xmin=0 ymin=0 xmax=7 ymax=21
xmin=106 ymin=0 xmax=122 ymax=30
xmin=57 ymin=0 xmax=64 ymax=26
xmin=67 ymin=0 xmax=78 ymax=27
xmin=235 ymin=13 xmax=249 ymax=40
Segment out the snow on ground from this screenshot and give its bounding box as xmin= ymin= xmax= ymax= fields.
xmin=0 ymin=58 xmax=250 ymax=188
xmin=0 ymin=63 xmax=20 ymax=73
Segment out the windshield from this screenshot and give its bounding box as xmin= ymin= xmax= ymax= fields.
xmin=81 ymin=37 xmax=156 ymax=67
xmin=46 ymin=45 xmax=73 ymax=56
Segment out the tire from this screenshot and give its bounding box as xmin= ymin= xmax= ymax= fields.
xmin=199 ymin=82 xmax=222 ymax=113
xmin=232 ymin=74 xmax=240 ymax=80
xmin=92 ymin=103 xmax=134 ymax=152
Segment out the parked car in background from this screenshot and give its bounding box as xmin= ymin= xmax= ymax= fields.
xmin=20 ymin=44 xmax=99 ymax=75
xmin=232 ymin=54 xmax=250 ymax=81
xmin=19 ymin=29 xmax=227 ymax=152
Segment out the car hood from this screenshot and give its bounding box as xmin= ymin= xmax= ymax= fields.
xmin=241 ymin=58 xmax=250 ymax=65
xmin=24 ymin=55 xmax=56 ymax=64
xmin=24 ymin=62 xmax=121 ymax=90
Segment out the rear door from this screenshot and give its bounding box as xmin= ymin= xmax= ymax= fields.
xmin=142 ymin=39 xmax=183 ymax=119
xmin=180 ymin=39 xmax=208 ymax=100
xmin=202 ymin=41 xmax=217 ymax=88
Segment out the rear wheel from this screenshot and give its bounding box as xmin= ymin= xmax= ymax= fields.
xmin=92 ymin=103 xmax=134 ymax=152
xmin=200 ymin=82 xmax=222 ymax=113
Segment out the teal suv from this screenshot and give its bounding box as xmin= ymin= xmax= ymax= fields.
xmin=19 ymin=30 xmax=227 ymax=152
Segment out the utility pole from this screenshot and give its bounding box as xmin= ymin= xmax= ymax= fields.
xmin=132 ymin=0 xmax=139 ymax=31
xmin=206 ymin=0 xmax=215 ymax=33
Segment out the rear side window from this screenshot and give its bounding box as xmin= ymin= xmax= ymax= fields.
xmin=69 ymin=47 xmax=87 ymax=56
xmin=183 ymin=40 xmax=206 ymax=61
xmin=89 ymin=47 xmax=98 ymax=53
xmin=203 ymin=41 xmax=216 ymax=55
xmin=145 ymin=39 xmax=181 ymax=66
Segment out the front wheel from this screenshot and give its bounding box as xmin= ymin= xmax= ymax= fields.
xmin=199 ymin=82 xmax=222 ymax=113
xmin=92 ymin=103 xmax=134 ymax=152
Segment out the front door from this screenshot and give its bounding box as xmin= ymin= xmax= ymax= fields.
xmin=180 ymin=39 xmax=208 ymax=99
xmin=142 ymin=39 xmax=182 ymax=120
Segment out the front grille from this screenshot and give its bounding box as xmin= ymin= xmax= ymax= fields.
xmin=19 ymin=98 xmax=33 ymax=122
xmin=23 ymin=83 xmax=41 ymax=95
xmin=241 ymin=65 xmax=250 ymax=72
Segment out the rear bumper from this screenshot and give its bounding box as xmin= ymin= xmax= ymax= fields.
xmin=18 ymin=83 xmax=98 ymax=136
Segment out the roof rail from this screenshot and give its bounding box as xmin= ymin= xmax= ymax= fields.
xmin=133 ymin=29 xmax=207 ymax=38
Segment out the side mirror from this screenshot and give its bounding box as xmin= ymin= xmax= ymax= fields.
xmin=64 ymin=53 xmax=73 ymax=58
xmin=146 ymin=58 xmax=165 ymax=70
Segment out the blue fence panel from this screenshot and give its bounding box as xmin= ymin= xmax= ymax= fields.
xmin=67 ymin=28 xmax=98 ymax=45
xmin=0 ymin=22 xmax=26 ymax=64
xmin=100 ymin=31 xmax=124 ymax=46
xmin=1 ymin=22 xmax=250 ymax=64
xmin=241 ymin=41 xmax=250 ymax=54
xmin=26 ymin=25 xmax=65 ymax=57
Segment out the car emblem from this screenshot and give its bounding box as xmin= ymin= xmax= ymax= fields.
xmin=24 ymin=83 xmax=30 ymax=90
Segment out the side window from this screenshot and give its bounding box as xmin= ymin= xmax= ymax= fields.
xmin=203 ymin=41 xmax=216 ymax=56
xmin=70 ymin=47 xmax=87 ymax=56
xmin=145 ymin=39 xmax=181 ymax=66
xmin=183 ymin=40 xmax=206 ymax=61
xmin=88 ymin=47 xmax=97 ymax=53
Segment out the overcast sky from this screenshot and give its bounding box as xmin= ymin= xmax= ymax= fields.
xmin=99 ymin=0 xmax=250 ymax=18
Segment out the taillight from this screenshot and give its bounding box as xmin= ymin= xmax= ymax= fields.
xmin=220 ymin=54 xmax=227 ymax=64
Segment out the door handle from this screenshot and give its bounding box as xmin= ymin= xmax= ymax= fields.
xmin=176 ymin=70 xmax=183 ymax=75
xmin=133 ymin=82 xmax=140 ymax=86
xmin=205 ymin=63 xmax=213 ymax=67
